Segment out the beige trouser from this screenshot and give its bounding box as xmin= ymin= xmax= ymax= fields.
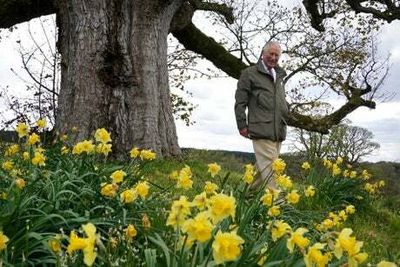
xmin=250 ymin=139 xmax=281 ymax=191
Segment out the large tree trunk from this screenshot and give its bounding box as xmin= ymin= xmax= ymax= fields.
xmin=55 ymin=0 xmax=182 ymax=157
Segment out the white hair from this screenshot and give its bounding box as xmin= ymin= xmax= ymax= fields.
xmin=262 ymin=41 xmax=281 ymax=54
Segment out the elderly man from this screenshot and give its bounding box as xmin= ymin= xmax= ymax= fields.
xmin=234 ymin=41 xmax=289 ymax=190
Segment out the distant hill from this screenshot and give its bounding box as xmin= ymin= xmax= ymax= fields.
xmin=182 ymin=148 xmax=400 ymax=197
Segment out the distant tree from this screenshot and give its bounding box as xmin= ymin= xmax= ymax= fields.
xmin=292 ymin=120 xmax=380 ymax=163
xmin=0 ymin=17 xmax=59 ymax=129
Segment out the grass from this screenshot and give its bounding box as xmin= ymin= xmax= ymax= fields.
xmin=0 ymin=129 xmax=399 ymax=266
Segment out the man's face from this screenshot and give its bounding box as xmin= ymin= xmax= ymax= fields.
xmin=262 ymin=44 xmax=281 ymax=68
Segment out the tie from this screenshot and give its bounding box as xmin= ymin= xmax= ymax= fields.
xmin=267 ymin=66 xmax=275 ymax=82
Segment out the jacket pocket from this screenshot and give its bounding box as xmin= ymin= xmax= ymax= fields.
xmin=248 ymin=113 xmax=274 ymax=139
xmin=255 ymin=90 xmax=274 ymax=112
xmin=248 ymin=112 xmax=273 ymax=123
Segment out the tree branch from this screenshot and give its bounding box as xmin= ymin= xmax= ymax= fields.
xmin=345 ymin=0 xmax=400 ymax=22
xmin=288 ymin=96 xmax=376 ymax=134
xmin=188 ymin=0 xmax=234 ymax=23
xmin=172 ymin=22 xmax=248 ymax=79
xmin=303 ymin=0 xmax=400 ymax=31
xmin=0 ymin=0 xmax=55 ymax=29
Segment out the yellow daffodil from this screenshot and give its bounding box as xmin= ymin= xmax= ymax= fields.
xmin=272 ymin=158 xmax=286 ymax=174
xmin=142 ymin=214 xmax=151 ymax=230
xmin=208 ymin=193 xmax=236 ymax=224
xmin=100 ymin=183 xmax=118 ymax=198
xmin=169 ymin=170 xmax=179 ymax=180
xmin=94 ymin=128 xmax=111 ymax=144
xmin=32 ymin=151 xmax=46 ymax=166
xmin=361 ymin=170 xmax=371 ymax=180
xmin=270 ymin=220 xmax=291 ymax=241
xmin=129 ymin=147 xmax=140 ymax=158
xmin=377 ymin=261 xmax=398 ymax=267
xmin=0 ymin=192 xmax=7 ymax=200
xmin=36 ymin=119 xmax=47 ymax=129
xmin=182 ymin=211 xmax=213 ymax=242
xmin=304 ymin=243 xmax=331 ymax=267
xmin=243 ymin=164 xmax=256 ymax=184
xmin=67 ymin=223 xmax=98 ymax=266
xmin=349 ymin=171 xmax=357 ymax=179
xmin=95 ymin=143 xmax=112 ymax=156
xmin=332 ymin=164 xmax=341 ymax=176
xmin=260 ymin=192 xmax=274 ymax=207
xmin=208 ymin=162 xmax=221 ymax=177
xmin=48 ymin=238 xmax=62 ymax=253
xmin=192 ymin=192 xmax=208 ymax=210
xmin=304 ymin=185 xmax=315 ymax=197
xmin=323 ymin=159 xmax=332 ymax=169
xmin=22 ymin=151 xmax=30 ymax=160
xmin=27 ymin=133 xmax=40 ymax=146
xmin=177 ymin=175 xmax=193 ymax=190
xmin=204 ymin=181 xmax=219 ymax=194
xmin=321 ymin=218 xmax=334 ymax=230
xmin=140 ymin=149 xmax=156 ymax=161
xmin=0 ymin=231 xmax=9 ymax=251
xmin=120 ymin=189 xmax=138 ymax=204
xmin=364 ymin=183 xmax=376 ymax=194
xmin=286 ymin=190 xmax=300 ymax=204
xmin=287 ymin=228 xmax=310 ymax=253
xmin=177 ymin=166 xmax=193 ymax=189
xmin=166 ymin=196 xmax=192 ymax=229
xmin=345 ymin=205 xmax=356 ymax=214
xmin=334 ymin=228 xmax=367 ymax=266
xmin=268 ymin=205 xmax=281 ymax=217
xmin=110 ymin=170 xmax=126 ymax=184
xmin=2 ymin=161 xmax=14 ymax=171
xmin=302 ymin=162 xmax=311 ymax=170
xmin=336 ymin=157 xmax=343 ymax=164
xmin=261 ymin=187 xmax=281 ymax=207
xmin=338 ymin=210 xmax=348 ymax=221
xmin=72 ymin=140 xmax=95 ymax=154
xmin=61 ymin=146 xmax=69 ymax=155
xmin=135 ymin=181 xmax=150 ymax=198
xmin=5 ymin=144 xmax=20 ymax=156
xmin=15 ymin=178 xmax=26 ymax=189
xmin=212 ymin=230 xmax=244 ymax=264
xmin=16 ymin=122 xmax=30 ymax=138
xmin=276 ymin=174 xmax=293 ymax=190
xmin=125 ymin=224 xmax=137 ymax=240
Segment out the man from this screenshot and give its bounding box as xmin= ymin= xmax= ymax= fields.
xmin=234 ymin=41 xmax=289 ymax=190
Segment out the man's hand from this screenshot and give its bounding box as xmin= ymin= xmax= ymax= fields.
xmin=239 ymin=127 xmax=249 ymax=138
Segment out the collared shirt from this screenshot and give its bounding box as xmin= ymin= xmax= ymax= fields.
xmin=261 ymin=60 xmax=276 ymax=82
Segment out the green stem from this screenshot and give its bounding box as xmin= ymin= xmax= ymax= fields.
xmin=191 ymin=242 xmax=199 ymax=267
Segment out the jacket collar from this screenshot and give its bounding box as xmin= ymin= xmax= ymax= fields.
xmin=256 ymin=59 xmax=286 ymax=78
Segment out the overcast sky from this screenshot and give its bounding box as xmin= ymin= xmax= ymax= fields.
xmin=0 ymin=7 xmax=399 ymax=163
xmin=175 ymin=17 xmax=400 ymax=163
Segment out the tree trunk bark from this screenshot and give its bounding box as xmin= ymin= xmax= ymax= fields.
xmin=55 ymin=0 xmax=182 ymax=157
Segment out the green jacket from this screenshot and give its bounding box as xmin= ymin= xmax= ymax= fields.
xmin=234 ymin=60 xmax=289 ymax=141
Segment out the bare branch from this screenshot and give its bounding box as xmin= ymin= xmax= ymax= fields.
xmin=188 ymin=0 xmax=234 ymax=23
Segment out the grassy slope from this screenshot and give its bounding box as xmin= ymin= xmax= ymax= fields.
xmin=144 ymin=148 xmax=400 ymax=263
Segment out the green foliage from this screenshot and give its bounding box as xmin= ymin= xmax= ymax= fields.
xmin=0 ymin=134 xmax=399 ymax=266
